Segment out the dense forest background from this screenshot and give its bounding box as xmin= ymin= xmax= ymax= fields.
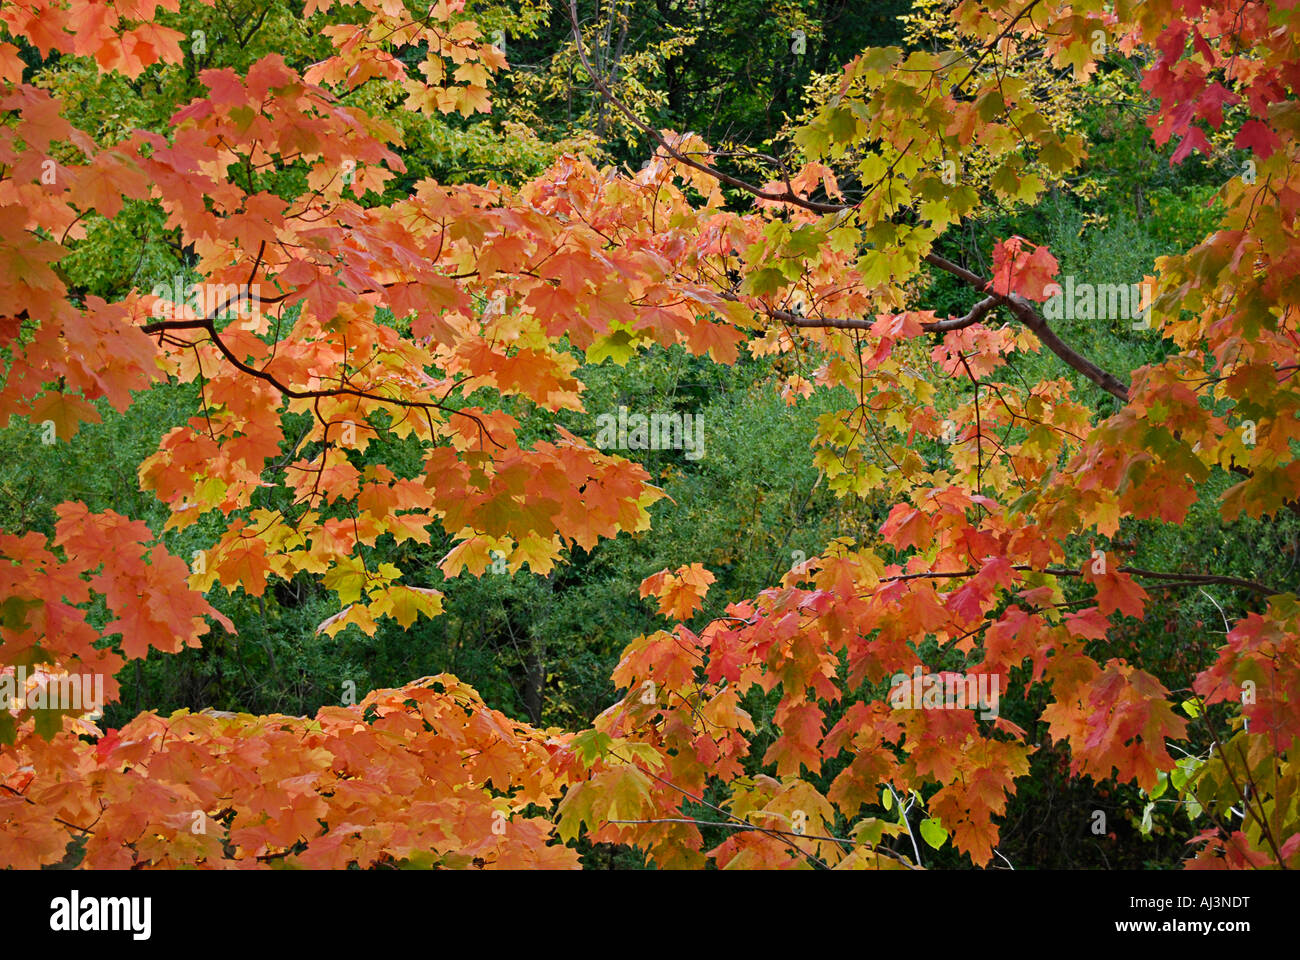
xmin=3 ymin=0 xmax=1295 ymax=868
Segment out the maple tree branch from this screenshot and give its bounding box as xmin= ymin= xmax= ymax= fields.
xmin=569 ymin=0 xmax=1132 ymax=403
xmin=950 ymin=0 xmax=1045 ymax=96
xmin=887 ymin=784 xmax=924 ymax=867
xmin=568 ymin=49 xmax=1129 ymax=399
xmin=141 ymin=316 xmax=503 ymax=448
xmin=860 ymin=564 xmax=1278 ymax=596
xmin=0 ymin=782 xmax=95 ymax=835
xmin=752 ymin=292 xmax=1000 ymax=335
xmin=604 ymin=818 xmax=917 ymax=868
xmin=606 ymin=748 xmax=835 ymax=869
xmin=956 ymin=350 xmax=985 ymax=490
xmin=744 ymin=258 xmax=1131 ymax=401
xmin=922 ymin=253 xmax=1131 ymax=401
xmin=566 ymin=0 xmax=842 ymax=214
xmin=1229 ymin=462 xmax=1300 ymax=519
xmin=1212 ymin=738 xmax=1288 ymax=869
xmin=1231 ymin=740 xmax=1288 ymax=868
xmin=568 ymin=0 xmax=1038 ymax=217
xmin=607 ymin=817 xmax=849 ymax=842
xmin=1044 ymin=565 xmax=1279 ymax=596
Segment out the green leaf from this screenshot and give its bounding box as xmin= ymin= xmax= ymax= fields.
xmin=570 ymin=729 xmax=613 ymax=768
xmin=857 ymin=46 xmax=902 ymax=82
xmin=399 ymin=850 xmax=439 ymax=869
xmin=1038 ymin=136 xmax=1076 ymax=174
xmin=33 ymin=706 xmax=67 ymax=740
xmin=603 ymin=765 xmax=653 ymax=823
xmin=990 ymin=159 xmax=1024 ymax=199
xmin=825 ymin=107 xmax=857 ymax=144
xmin=322 ymin=556 xmax=367 ymax=606
xmin=919 ymin=817 xmax=948 ymax=849
xmin=588 ymin=327 xmax=640 ymax=366
xmin=786 ymin=226 xmax=827 ymax=260
xmin=435 ymin=852 xmax=474 ymax=869
xmin=828 ymin=225 xmax=861 ymax=256
xmin=617 ymin=741 xmax=666 ymax=771
xmin=852 ymin=817 xmax=904 ymax=846
xmin=0 ymin=595 xmax=42 ymax=632
xmin=793 ymin=123 xmax=831 ymax=158
xmin=228 ymin=105 xmax=258 ymax=133
xmin=740 ymin=267 xmax=787 ymax=298
xmin=1149 ymin=770 xmax=1168 ymax=801
xmin=8 ymin=643 xmax=52 ymax=668
xmin=854 ymin=817 xmax=886 ymax=846
xmin=918 ymin=197 xmax=953 ymax=227
xmin=555 ymin=781 xmax=594 ymax=844
xmin=881 ymin=787 xmax=893 ymax=811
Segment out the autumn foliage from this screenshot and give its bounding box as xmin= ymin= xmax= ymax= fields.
xmin=0 ymin=0 xmax=1298 ymax=869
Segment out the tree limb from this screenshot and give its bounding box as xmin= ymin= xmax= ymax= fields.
xmin=924 ymin=252 xmax=1131 ymax=401
xmin=564 ymin=2 xmax=1132 ymax=403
